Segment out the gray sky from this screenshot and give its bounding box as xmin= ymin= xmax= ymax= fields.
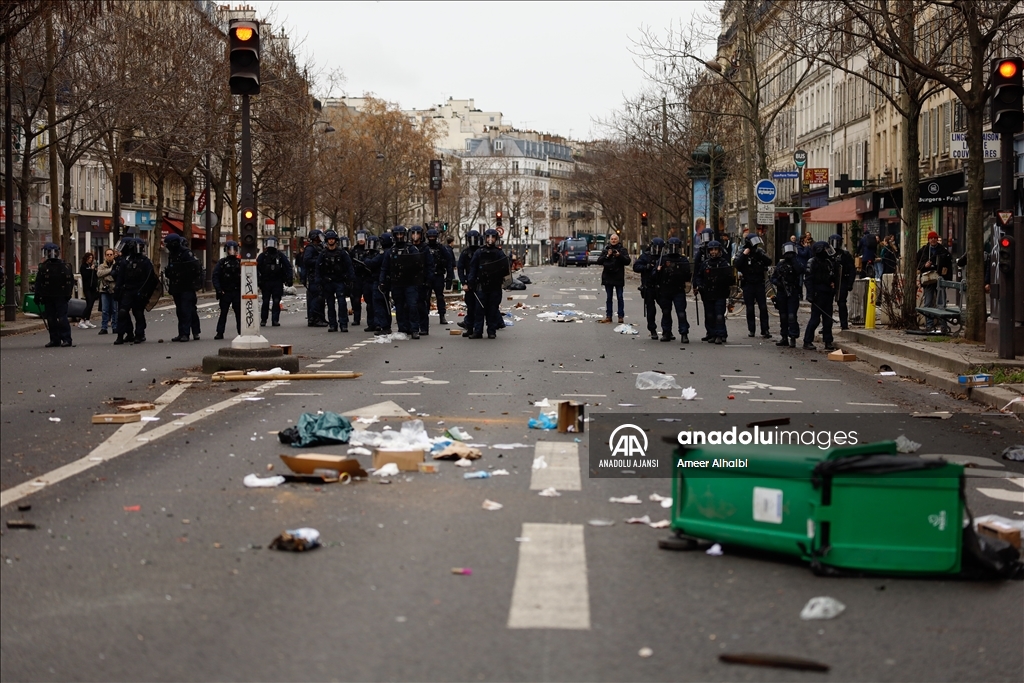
xmin=251 ymin=1 xmax=702 ymax=140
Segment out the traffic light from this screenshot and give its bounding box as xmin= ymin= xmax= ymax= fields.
xmin=793 ymin=209 xmax=801 ymax=226
xmin=990 ymin=57 xmax=1023 ymax=134
xmin=496 ymin=211 xmax=502 ymax=227
xmin=240 ymin=206 xmax=257 ymax=258
xmin=442 ymin=222 xmax=449 ymax=232
xmin=509 ymin=215 xmax=516 ymax=229
xmin=641 ymin=212 xmax=649 ymax=228
xmin=998 ymin=229 xmax=1014 ymax=274
xmin=229 ymin=19 xmax=261 ymax=96
xmin=524 ymin=226 xmax=529 ymax=237
xmin=430 ymin=159 xmax=443 ymax=191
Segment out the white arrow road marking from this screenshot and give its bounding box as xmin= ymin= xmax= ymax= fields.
xmin=508 ymin=523 xmax=590 ymax=630
xmin=379 ymin=375 xmax=449 ymax=385
xmin=976 ymin=477 xmax=1024 ymax=503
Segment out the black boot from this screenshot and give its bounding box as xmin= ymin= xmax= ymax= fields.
xmin=789 ymin=338 xmax=796 ymax=348
xmin=439 ymin=316 xmax=448 ymax=325
xmin=776 ymin=337 xmax=789 ymax=347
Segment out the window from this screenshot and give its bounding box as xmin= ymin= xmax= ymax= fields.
xmin=922 ymin=111 xmax=930 ymax=158
xmin=512 ymin=161 xmax=519 ymax=173
xmin=942 ymin=102 xmax=951 ymax=152
xmin=494 ymin=140 xmax=503 ymax=151
xmin=513 ymin=181 xmax=520 ymax=195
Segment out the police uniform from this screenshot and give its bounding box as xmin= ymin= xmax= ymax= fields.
xmin=734 ymin=235 xmax=772 ymax=338
xmin=652 ymin=237 xmax=691 ymax=343
xmin=457 ymin=231 xmax=482 ymax=336
xmin=317 ymin=231 xmax=356 ymax=332
xmin=408 ymin=227 xmax=435 ymax=335
xmin=691 ymin=229 xmax=715 ymax=341
xmin=349 ymin=231 xmax=377 ymax=331
xmin=424 ymin=229 xmax=454 ymax=328
xmin=212 ymin=241 xmax=242 ymax=339
xmin=302 ymin=231 xmax=327 ymax=326
xmin=632 ymin=244 xmax=660 ymax=340
xmin=36 ymin=243 xmax=74 ymax=347
xmin=803 ymin=241 xmax=837 ymax=350
xmin=257 ymin=239 xmax=293 ymax=327
xmin=165 ymin=234 xmax=202 ymax=342
xmin=829 ymin=234 xmax=856 ymax=330
xmin=368 ymin=233 xmax=393 ymax=334
xmin=380 ymin=226 xmax=424 ymax=338
xmin=467 ymin=230 xmax=509 ymax=339
xmin=770 ymin=242 xmax=804 ymax=347
xmin=694 ymin=241 xmax=734 ymax=344
xmin=114 ymin=238 xmax=156 ymax=345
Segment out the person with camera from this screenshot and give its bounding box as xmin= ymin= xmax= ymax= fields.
xmin=916 ymin=231 xmax=952 ymax=333
xmin=597 ymin=232 xmax=631 ymax=324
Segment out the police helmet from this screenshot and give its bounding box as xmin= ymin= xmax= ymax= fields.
xmin=323 ymin=230 xmax=339 ymax=245
xmin=42 ymin=242 xmax=60 ymax=260
xmin=782 ymin=241 xmax=797 ymax=257
xmin=265 ymin=236 xmax=278 ymax=250
xmin=163 ymin=233 xmax=184 ymax=250
xmin=483 ymin=228 xmax=499 ymax=244
xmin=650 ymin=237 xmax=666 ymax=256
xmin=307 ymin=229 xmax=324 ymax=245
xmin=426 ymin=228 xmax=439 ymax=240
xmin=225 ymin=240 xmax=239 ymax=257
xmin=379 ymin=233 xmax=393 ymax=250
xmin=828 ymin=233 xmax=844 ymax=251
xmin=746 ymin=235 xmax=764 ymax=251
xmin=707 ymin=239 xmax=723 ymax=256
xmin=392 ymin=225 xmax=408 ymax=243
xmin=409 ymin=225 xmax=424 ymax=240
xmin=667 ymin=237 xmax=683 ymax=256
xmin=120 ymin=238 xmax=139 ymax=256
xmin=466 ymin=230 xmax=482 ymax=248
xmin=812 ymin=240 xmax=830 ymax=257
xmin=366 ymin=235 xmax=379 ymax=251
xmin=355 ymin=230 xmax=368 ymax=244
xmin=339 ymin=234 xmax=350 ymax=249
xmin=698 ymin=228 xmax=714 ymax=245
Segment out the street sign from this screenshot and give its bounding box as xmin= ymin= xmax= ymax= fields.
xmin=794 ymin=150 xmax=808 ymax=167
xmin=497 ymin=226 xmax=505 ymax=237
xmin=950 ymin=132 xmax=1001 ymax=159
xmin=772 ymin=170 xmax=800 ymax=179
xmin=198 ymin=211 xmax=219 ymax=229
xmin=757 ymin=203 xmax=775 ymax=213
xmin=755 ymin=179 xmax=778 ymax=204
xmin=804 ymin=168 xmax=829 ymax=184
xmin=756 ymin=211 xmax=775 ymax=225
xmin=997 ymin=210 xmax=1015 ymax=226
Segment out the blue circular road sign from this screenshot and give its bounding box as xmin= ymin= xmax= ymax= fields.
xmin=755 ymin=179 xmax=778 ymax=204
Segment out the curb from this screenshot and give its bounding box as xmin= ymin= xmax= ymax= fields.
xmin=0 ymin=321 xmax=46 ymax=337
xmin=841 ymin=329 xmax=1024 ymax=374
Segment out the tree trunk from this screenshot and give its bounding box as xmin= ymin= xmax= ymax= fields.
xmin=154 ymin=177 xmax=165 ymax=271
xmin=963 ymin=104 xmax=986 ymax=341
xmin=900 ymin=90 xmax=922 ymax=328
xmin=45 ymin=9 xmax=60 ymax=251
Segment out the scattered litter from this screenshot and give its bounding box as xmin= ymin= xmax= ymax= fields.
xmin=492 ymin=469 xmax=510 ymax=476
xmin=1002 ymin=445 xmax=1024 ymax=462
xmin=141 ymin=416 xmax=160 ymax=422
xmin=347 ymin=446 xmax=372 ymax=456
xmin=454 ymin=458 xmax=474 ymax=468
xmin=706 ymin=543 xmax=724 ymax=556
xmin=618 ymin=403 xmax=640 ymax=407
xmin=800 ymin=596 xmax=845 ymax=620
xmin=719 ymin=653 xmax=829 ymax=672
xmin=636 ymin=371 xmax=680 ymax=390
xmin=626 ymin=515 xmax=652 ymax=524
xmin=609 ymin=495 xmax=642 ymax=504
xmin=417 ymin=462 xmax=440 ymax=474
xmin=48 ymin=417 xmax=61 ymax=422
xmin=588 ymin=519 xmax=615 ymax=527
xmin=958 ymin=373 xmax=992 ymax=388
xmin=649 ymin=494 xmax=673 ymax=508
xmin=278 ymin=411 xmax=353 ymax=447
xmin=827 ymin=349 xmax=856 ymax=362
xmin=373 ymin=463 xmax=400 ymax=477
xmin=123 ymin=505 xmax=140 ymax=512
xmin=638 ymin=647 xmax=653 ymax=658
xmin=116 ymin=402 xmax=155 ymax=412
xmin=246 ymin=367 xmax=290 ymax=376
xmin=269 ymin=528 xmax=321 ymax=552
xmin=878 ymin=371 xmax=897 ymax=376
xmin=895 ymin=435 xmax=922 ymax=454
xmin=482 ymin=499 xmax=503 ymax=511
xmin=451 ymin=567 xmax=473 ymax=575
xmin=492 ymin=443 xmax=531 ymax=449
xmin=1001 ymin=397 xmax=1024 ymax=412
xmin=279 ymin=454 xmax=367 ymax=479
xmin=681 ymin=387 xmax=697 ymax=400
xmin=613 ymin=323 xmax=639 ymax=335
xmin=464 ymin=471 xmax=491 ymax=479
xmin=538 ymin=487 xmax=561 ymax=497
xmin=533 ymin=398 xmax=552 ymax=407
xmin=6 ymin=520 xmax=37 ymax=529
xmin=532 ymin=456 xmax=548 ymax=470
xmin=528 ymin=411 xmax=557 ymax=430
xmin=974 ymin=515 xmax=1023 ymax=548
xmin=649 ymin=519 xmax=671 ymax=529
xmin=368 ymin=332 xmax=410 ymax=343
xmin=243 ymin=474 xmax=285 ymax=488
xmin=912 ymin=411 xmax=952 ymax=419
xmin=355 ymin=416 xmax=380 ymax=425
xmin=434 ymin=442 xmax=483 ymax=460
xmin=444 ymin=426 xmax=471 ymax=441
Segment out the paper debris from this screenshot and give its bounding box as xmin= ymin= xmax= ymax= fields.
xmin=491 ymin=469 xmax=510 ymax=475
xmin=48 ymin=417 xmax=61 ymax=422
xmin=246 ymin=367 xmax=290 ymax=376
xmin=649 ymin=519 xmax=671 ymax=529
xmin=492 ymin=443 xmax=531 ymax=449
xmin=347 ymin=447 xmax=372 ymax=456
xmin=588 ymin=519 xmax=615 ymax=527
xmin=895 ymin=435 xmax=922 ymax=454
xmin=532 ymin=456 xmax=548 ymax=470
xmin=373 ymin=463 xmax=401 ymax=477
xmin=800 ymin=596 xmax=846 ymax=620
xmin=243 ymin=474 xmax=285 ymax=488
xmin=610 ymin=495 xmax=642 ymax=504
xmin=706 ymin=543 xmax=724 ymax=556
xmin=533 ymin=398 xmax=552 ymax=407
xmin=681 ymin=387 xmax=697 ymax=400
xmin=626 ymin=515 xmax=652 ymax=524
xmin=538 ymin=488 xmax=561 ymax=497
xmin=482 ymin=499 xmax=503 ymax=511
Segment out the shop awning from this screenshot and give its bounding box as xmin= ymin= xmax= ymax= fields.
xmin=803 ymin=196 xmax=863 ymax=224
xmin=161 ymin=217 xmax=207 ymax=240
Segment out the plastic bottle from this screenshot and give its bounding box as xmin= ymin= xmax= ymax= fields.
xmin=463 ymin=471 xmax=491 ymax=479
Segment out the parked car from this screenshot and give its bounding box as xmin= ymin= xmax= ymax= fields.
xmin=558 ymin=238 xmax=589 ymax=267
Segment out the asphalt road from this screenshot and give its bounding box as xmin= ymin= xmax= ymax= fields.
xmin=2 ymin=264 xmax=1022 ymax=682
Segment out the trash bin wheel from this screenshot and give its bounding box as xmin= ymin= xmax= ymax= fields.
xmin=658 ymin=535 xmax=699 ymax=551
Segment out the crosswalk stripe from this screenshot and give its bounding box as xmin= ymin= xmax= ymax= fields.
xmin=507 ymin=523 xmax=590 ymax=630
xmin=530 ymin=442 xmax=581 ymax=491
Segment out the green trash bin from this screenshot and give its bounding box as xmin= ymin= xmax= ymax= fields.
xmin=670 ymin=441 xmax=964 ymax=575
xmin=22 ymin=292 xmax=44 ymax=316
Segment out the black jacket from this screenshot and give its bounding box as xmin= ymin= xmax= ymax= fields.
xmin=597 ymin=243 xmax=631 ymax=287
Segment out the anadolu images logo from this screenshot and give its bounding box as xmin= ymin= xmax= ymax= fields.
xmin=609 ymin=424 xmax=648 ymax=458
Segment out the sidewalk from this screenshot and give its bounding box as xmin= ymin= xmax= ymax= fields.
xmin=837 ymin=327 xmax=1024 ymax=415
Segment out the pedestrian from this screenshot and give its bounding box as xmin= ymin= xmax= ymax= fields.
xmin=114 ymin=237 xmax=155 ymax=345
xmin=829 ymin=234 xmax=856 ymax=330
xmin=916 ymin=230 xmax=952 ymax=333
xmin=317 ymin=230 xmax=355 ymax=332
xmin=444 ymin=235 xmax=457 ymax=288
xmin=257 ymin=236 xmax=293 ymax=328
xmin=78 ymin=251 xmax=99 ymax=329
xmin=880 ymin=234 xmax=899 ymax=275
xmin=802 ymin=241 xmax=838 ymax=351
xmin=164 ymin=234 xmax=202 ymax=342
xmin=466 ymin=228 xmax=509 ymax=339
xmin=368 ymin=232 xmax=393 ymax=334
xmin=632 ymin=241 xmax=660 ymax=340
xmin=212 ymin=240 xmax=242 ymax=339
xmin=694 ymin=240 xmax=734 ymax=344
xmin=349 ymin=230 xmax=376 ymax=331
xmin=380 ymin=226 xmax=423 ymax=338
xmin=424 ymin=227 xmax=453 ymax=327
xmin=597 ymin=232 xmax=631 ymax=324
xmin=36 ymin=242 xmax=74 ymax=347
xmin=96 ymin=247 xmax=118 ymax=335
xmin=857 ymin=227 xmax=879 ymax=278
xmin=771 ymin=241 xmax=804 ymax=347
xmin=302 ymin=230 xmax=327 ymax=327
xmin=458 ymin=230 xmax=483 ymax=336
xmin=651 ymin=236 xmax=690 ymax=343
xmin=734 ymin=233 xmax=772 ymax=338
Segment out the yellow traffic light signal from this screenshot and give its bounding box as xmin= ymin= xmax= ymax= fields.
xmin=999 ymin=60 xmax=1018 ymax=78
xmin=234 ymin=26 xmax=254 ymax=42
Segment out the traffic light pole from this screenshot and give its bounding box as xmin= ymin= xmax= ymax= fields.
xmin=234 ymin=93 xmax=268 ymax=350
xmin=998 ymin=131 xmax=1016 ymax=359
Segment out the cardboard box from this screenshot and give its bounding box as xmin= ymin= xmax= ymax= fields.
xmin=92 ymin=413 xmax=142 ymax=424
xmin=958 ymin=373 xmax=992 ymax=388
xmin=557 ymin=400 xmax=585 ymax=433
xmin=828 ymin=349 xmax=857 ymax=362
xmin=271 ymin=344 xmax=294 ymax=355
xmin=279 ymin=453 xmax=367 ymax=478
xmin=373 ymin=449 xmax=425 ymax=472
xmin=977 ymin=519 xmax=1021 ymax=549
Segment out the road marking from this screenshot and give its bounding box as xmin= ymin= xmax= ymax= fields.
xmin=794 ymin=378 xmax=842 ymax=382
xmin=373 ymin=392 xmax=421 ymax=396
xmin=469 ymin=370 xmax=512 ymax=373
xmin=468 ymin=392 xmax=513 ymax=396
xmin=0 ymin=380 xmax=281 ymax=508
xmin=197 ymin=301 xmax=219 ymax=309
xmin=530 ymin=442 xmax=582 ymax=491
xmin=509 ymin=295 xmax=527 ymax=300
xmin=552 ymin=370 xmax=593 ymax=374
xmin=722 ymin=345 xmax=752 ymax=348
xmin=306 ymin=364 xmax=324 ymax=368
xmin=579 ymin=295 xmax=596 ymax=300
xmin=342 ymin=400 xmax=412 ymax=418
xmin=560 ymin=393 xmax=606 ymax=398
xmin=319 ymin=359 xmax=334 ymax=364
xmin=976 ymin=478 xmax=1024 ymax=503
xmin=748 ymin=399 xmax=803 ymax=403
xmin=721 ymin=375 xmax=761 ymax=378
xmin=380 ymin=375 xmax=449 ymax=385
xmin=847 ymin=402 xmax=897 ymax=407
xmin=275 ymin=392 xmax=323 ymax=396
xmin=549 ymin=295 xmax=563 ymax=300
xmin=623 ymin=297 xmax=634 ymax=301
xmin=389 ymin=370 xmax=435 ymax=373
xmin=508 ymin=523 xmax=589 ymax=630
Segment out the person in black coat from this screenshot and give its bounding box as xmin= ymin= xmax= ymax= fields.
xmin=257 ymin=236 xmax=293 ymax=327
xmin=302 ymin=230 xmax=327 ymax=327
xmin=466 ymin=229 xmax=509 ymax=339
xmin=37 ymin=242 xmax=74 ymax=347
xmin=632 ymin=242 xmax=660 ymax=340
xmin=212 ymin=240 xmax=242 ymax=339
xmin=771 ymin=241 xmax=805 ymax=347
xmin=113 ymin=237 xmax=156 ymax=345
xmin=78 ymin=251 xmax=99 ymax=328
xmin=597 ymin=232 xmax=631 ymax=323
xmin=829 ymin=234 xmax=856 ymax=330
xmin=802 ymin=241 xmax=838 ymax=351
xmin=164 ymin=234 xmax=202 ymax=342
xmin=651 ymin=236 xmax=691 ymax=343
xmin=349 ymin=230 xmax=376 ymax=331
xmin=316 ymin=230 xmax=356 ymax=332
xmin=734 ymin=234 xmax=773 ymax=338
xmin=424 ymin=228 xmax=454 ymax=326
xmin=457 ymin=230 xmax=483 ymax=336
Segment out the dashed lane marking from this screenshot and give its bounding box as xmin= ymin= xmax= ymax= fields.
xmin=976 ymin=478 xmax=1024 ymax=503
xmin=276 ymin=392 xmax=323 ymax=396
xmin=373 ymin=392 xmax=422 ymax=396
xmin=552 ymin=370 xmax=593 ymax=374
xmin=507 ymin=523 xmax=589 ymax=630
xmin=579 ymin=295 xmax=596 ymax=300
xmin=388 ymin=370 xmax=435 ymax=373
xmin=748 ymin=399 xmax=803 ymax=403
xmin=721 ymin=375 xmax=761 ymax=378
xmin=468 ymin=392 xmax=513 ymax=396
xmin=847 ymin=402 xmax=897 ymax=407
xmin=795 ymin=378 xmax=841 ymax=382
xmin=561 ymin=394 xmax=606 ymax=398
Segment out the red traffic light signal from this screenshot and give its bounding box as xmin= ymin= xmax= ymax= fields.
xmin=229 ymin=19 xmax=261 ymax=96
xmin=998 ymin=233 xmax=1015 ymax=274
xmin=991 ymin=57 xmax=1023 ymax=134
xmin=640 ymin=211 xmax=649 ymax=228
xmin=496 ymin=211 xmax=503 ymax=227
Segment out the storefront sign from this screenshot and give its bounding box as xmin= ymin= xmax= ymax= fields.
xmin=804 ymin=168 xmax=829 ymax=185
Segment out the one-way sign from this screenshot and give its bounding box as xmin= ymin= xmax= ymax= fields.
xmin=755 ymin=179 xmax=777 ymax=204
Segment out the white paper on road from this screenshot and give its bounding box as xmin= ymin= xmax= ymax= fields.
xmin=508 ymin=523 xmax=590 ymax=630
xmin=530 ymin=442 xmax=581 ymax=491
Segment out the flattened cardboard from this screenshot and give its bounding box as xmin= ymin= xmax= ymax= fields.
xmin=92 ymin=413 xmax=142 ymax=424
xmin=271 ymin=344 xmax=293 ymax=355
xmin=958 ymin=373 xmax=992 ymax=388
xmin=279 ymin=453 xmax=367 ymax=478
xmin=116 ymin=402 xmax=156 ymax=412
xmin=828 ymin=349 xmax=857 ymax=362
xmin=373 ymin=449 xmax=425 ymax=472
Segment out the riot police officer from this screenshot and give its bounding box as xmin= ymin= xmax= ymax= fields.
xmin=114 ymin=237 xmax=155 ymax=345
xmin=632 ymin=240 xmax=660 ymax=340
xmin=829 ymin=233 xmax=856 ymax=331
xmin=302 ymin=230 xmax=327 ymax=327
xmin=380 ymin=226 xmax=424 ymax=338
xmin=457 ymin=230 xmax=483 ymax=336
xmin=257 ymin=236 xmax=292 ymax=327
xmin=165 ymin=233 xmax=202 ymax=342
xmin=368 ymin=232 xmax=393 ymax=334
xmin=36 ymin=242 xmax=74 ymax=347
xmin=407 ymin=225 xmax=435 ymax=335
xmin=212 ymin=240 xmax=242 ymax=339
xmin=734 ymin=234 xmax=773 ymax=339
xmin=467 ymin=228 xmax=509 ymax=339
xmin=692 ymin=228 xmax=716 ymax=341
xmin=317 ymin=229 xmax=356 ymax=332
xmin=694 ymin=240 xmax=735 ymax=344
xmin=803 ymin=241 xmax=838 ymax=351
xmin=770 ymin=241 xmax=804 ymax=348
xmin=349 ymin=230 xmax=376 ymax=331
xmin=652 ymin=236 xmax=691 ymax=343
xmin=425 ymin=228 xmax=454 ymax=328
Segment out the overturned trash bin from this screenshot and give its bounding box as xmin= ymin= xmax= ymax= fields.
xmin=666 ymin=440 xmax=966 ymax=576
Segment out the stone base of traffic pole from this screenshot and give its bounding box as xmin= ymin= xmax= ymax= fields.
xmin=202 ymin=259 xmax=299 ymax=374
